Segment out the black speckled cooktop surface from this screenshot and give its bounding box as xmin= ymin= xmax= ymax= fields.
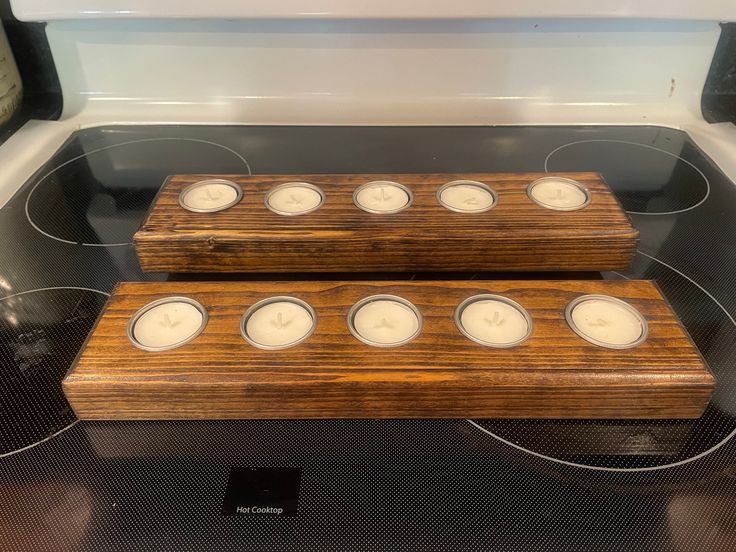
xmin=1 ymin=125 xmax=735 ymax=551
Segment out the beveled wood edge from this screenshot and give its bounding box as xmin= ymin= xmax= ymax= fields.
xmin=648 ymin=279 xmax=715 ymax=384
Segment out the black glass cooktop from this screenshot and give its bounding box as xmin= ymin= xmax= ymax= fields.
xmin=1 ymin=125 xmax=735 ymax=551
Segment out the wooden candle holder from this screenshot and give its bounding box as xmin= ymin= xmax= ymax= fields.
xmin=134 ymin=173 xmax=638 ymax=273
xmin=64 ymin=280 xmax=713 ymax=420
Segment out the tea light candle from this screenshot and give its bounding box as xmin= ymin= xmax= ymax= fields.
xmin=455 ymin=295 xmax=532 ymax=348
xmin=179 ymin=179 xmax=243 ymax=212
xmin=241 ymin=297 xmax=316 ymax=350
xmin=265 ymin=182 xmax=324 ymax=215
xmin=527 ymin=177 xmax=590 ymax=211
xmin=128 ymin=297 xmax=208 ymax=351
xmin=438 ymin=180 xmax=497 ymax=213
xmin=353 ymin=181 xmax=412 ymax=213
xmin=566 ymin=295 xmax=648 ymax=349
xmin=349 ymin=295 xmax=422 ymax=347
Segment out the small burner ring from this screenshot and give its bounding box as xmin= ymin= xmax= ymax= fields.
xmin=544 ymin=139 xmax=709 ymax=215
xmin=468 ymin=252 xmax=736 ymax=471
xmin=0 ymin=287 xmax=109 ymax=456
xmin=25 ymin=137 xmax=251 ymax=246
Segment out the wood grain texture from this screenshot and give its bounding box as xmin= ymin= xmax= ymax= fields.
xmin=134 ymin=173 xmax=638 ymax=273
xmin=63 ymin=280 xmax=714 ymax=420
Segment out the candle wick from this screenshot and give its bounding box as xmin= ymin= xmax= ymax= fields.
xmin=374 ymin=318 xmax=394 ymax=330
xmin=550 ymin=188 xmax=565 ymax=201
xmin=374 ymin=187 xmax=392 ymax=203
xmin=287 ymin=194 xmax=302 ymax=205
xmin=270 ymin=312 xmax=293 ymax=330
xmin=484 ymin=312 xmax=505 ymax=327
xmin=204 ymin=189 xmax=221 ymax=201
xmin=160 ymin=313 xmax=180 ymax=329
xmin=464 ymin=197 xmax=479 ymax=205
xmin=589 ymin=318 xmax=609 ymax=327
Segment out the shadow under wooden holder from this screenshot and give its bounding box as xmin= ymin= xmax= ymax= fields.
xmin=134 ymin=173 xmax=638 ymax=273
xmin=63 ymin=280 xmax=714 ymax=420
xmin=78 ymin=419 xmax=697 ymax=459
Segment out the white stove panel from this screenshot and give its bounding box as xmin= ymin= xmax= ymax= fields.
xmin=45 ymin=19 xmax=719 ymax=126
xmin=10 ymin=0 xmax=736 ymax=22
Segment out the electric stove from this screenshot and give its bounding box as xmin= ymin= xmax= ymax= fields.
xmin=1 ymin=124 xmax=735 ymax=550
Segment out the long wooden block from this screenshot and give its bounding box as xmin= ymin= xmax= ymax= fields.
xmin=63 ymin=280 xmax=714 ymax=420
xmin=134 ymin=173 xmax=638 ymax=272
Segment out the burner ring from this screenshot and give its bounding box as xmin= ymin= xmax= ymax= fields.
xmin=468 ymin=252 xmax=736 ymax=472
xmin=544 ymin=139 xmax=710 ymax=215
xmin=0 ymin=287 xmax=109 ymax=456
xmin=24 ymin=137 xmax=251 ymax=247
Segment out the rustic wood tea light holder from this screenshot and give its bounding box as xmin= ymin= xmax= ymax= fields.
xmin=64 ymin=280 xmax=714 ymax=420
xmin=134 ymin=172 xmax=639 ymax=273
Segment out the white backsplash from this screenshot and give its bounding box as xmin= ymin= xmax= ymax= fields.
xmin=44 ymin=19 xmax=720 ymax=126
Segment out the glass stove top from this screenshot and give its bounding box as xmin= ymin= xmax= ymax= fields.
xmin=1 ymin=125 xmax=735 ymax=551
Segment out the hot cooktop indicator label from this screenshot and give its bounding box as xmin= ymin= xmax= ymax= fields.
xmin=221 ymin=467 xmax=302 ymax=517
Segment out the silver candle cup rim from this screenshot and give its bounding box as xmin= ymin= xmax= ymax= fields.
xmin=526 ymin=176 xmax=591 ymax=211
xmin=565 ymin=294 xmax=649 ymax=349
xmin=347 ymin=294 xmax=423 ymax=348
xmin=264 ymin=182 xmax=326 ymax=216
xmin=178 ymin=178 xmax=244 ymax=213
xmin=127 ymin=296 xmax=209 ymax=352
xmin=436 ymin=180 xmax=498 ymax=213
xmin=454 ymin=294 xmax=533 ymax=348
xmin=240 ymin=296 xmax=317 ymax=350
xmin=352 ymin=180 xmax=413 ymax=214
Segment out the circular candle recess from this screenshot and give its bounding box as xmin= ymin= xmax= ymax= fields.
xmin=265 ymin=182 xmax=325 ymax=216
xmin=437 ymin=180 xmax=497 ymax=213
xmin=527 ymin=176 xmax=591 ymax=211
xmin=128 ymin=297 xmax=208 ymax=352
xmin=565 ymin=294 xmax=648 ymax=349
xmin=353 ymin=181 xmax=412 ymax=214
xmin=179 ymin=179 xmax=243 ymax=213
xmin=455 ymin=294 xmax=533 ymax=348
xmin=348 ymin=295 xmax=422 ymax=347
xmin=241 ymin=296 xmax=317 ymax=350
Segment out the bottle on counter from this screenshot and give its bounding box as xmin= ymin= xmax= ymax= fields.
xmin=0 ymin=22 xmax=22 ymax=126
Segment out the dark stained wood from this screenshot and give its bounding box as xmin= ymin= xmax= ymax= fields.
xmin=134 ymin=173 xmax=638 ymax=272
xmin=63 ymin=280 xmax=714 ymax=420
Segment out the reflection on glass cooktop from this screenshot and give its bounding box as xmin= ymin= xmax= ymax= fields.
xmin=1 ymin=125 xmax=735 ymax=551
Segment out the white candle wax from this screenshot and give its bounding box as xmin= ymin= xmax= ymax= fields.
xmin=266 ymin=183 xmax=323 ymax=215
xmin=180 ymin=179 xmax=242 ymax=212
xmin=244 ymin=299 xmax=315 ymax=349
xmin=528 ymin=177 xmax=589 ymax=211
xmin=439 ymin=181 xmax=496 ymax=212
xmin=131 ymin=299 xmax=206 ymax=350
xmin=351 ymin=297 xmax=421 ymax=346
xmin=569 ymin=296 xmax=645 ymax=348
xmin=354 ymin=181 xmax=411 ymax=213
xmin=458 ymin=297 xmax=530 ymax=347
